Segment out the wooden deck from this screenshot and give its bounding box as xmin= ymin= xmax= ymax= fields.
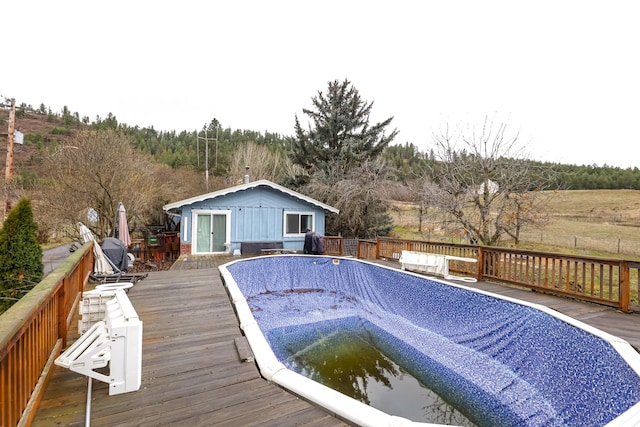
xmin=32 ymin=255 xmax=347 ymax=427
xmin=31 ymin=255 xmax=640 ymax=426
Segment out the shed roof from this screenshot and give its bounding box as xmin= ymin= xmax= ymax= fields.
xmin=163 ymin=179 xmax=339 ymax=214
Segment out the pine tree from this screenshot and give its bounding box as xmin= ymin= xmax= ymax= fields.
xmin=0 ymin=198 xmax=44 ymax=313
xmin=290 ymin=79 xmax=398 ymax=173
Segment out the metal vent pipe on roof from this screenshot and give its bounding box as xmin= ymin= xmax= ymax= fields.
xmin=244 ymin=166 xmax=250 ymax=184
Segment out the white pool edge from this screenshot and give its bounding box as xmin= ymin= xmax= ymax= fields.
xmin=219 ymin=255 xmax=640 ymax=427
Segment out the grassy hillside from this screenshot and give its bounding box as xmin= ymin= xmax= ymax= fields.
xmin=391 ymin=189 xmax=640 ymax=259
xmin=544 ymin=190 xmax=640 ymax=224
xmin=0 ymin=109 xmax=75 ymax=180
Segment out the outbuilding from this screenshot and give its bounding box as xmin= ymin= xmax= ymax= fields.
xmin=163 ymin=179 xmax=339 ymax=255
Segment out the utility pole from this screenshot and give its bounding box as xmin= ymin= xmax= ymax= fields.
xmin=3 ymin=97 xmax=15 ymax=222
xmin=197 ymin=125 xmax=219 ymax=191
xmin=197 ymin=129 xmax=214 ymax=191
xmin=214 ymin=125 xmax=219 ymax=169
xmin=204 ymin=129 xmax=209 ymax=190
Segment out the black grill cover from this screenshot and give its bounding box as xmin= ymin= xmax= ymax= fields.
xmin=101 ymin=237 xmax=129 ymax=272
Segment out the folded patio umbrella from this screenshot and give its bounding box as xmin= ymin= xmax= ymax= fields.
xmin=116 ymin=202 xmax=131 ymax=248
xmin=78 ymin=222 xmax=114 ymax=275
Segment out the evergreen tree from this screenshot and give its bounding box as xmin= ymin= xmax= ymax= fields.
xmin=289 ymin=80 xmax=398 ymax=237
xmin=290 ymin=79 xmax=398 ymax=173
xmin=0 ymin=198 xmax=44 ymax=313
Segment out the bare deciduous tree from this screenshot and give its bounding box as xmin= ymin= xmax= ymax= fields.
xmin=427 ymin=118 xmax=555 ymax=246
xmin=228 ymin=141 xmax=296 ymax=184
xmin=38 ymin=129 xmax=195 ymax=238
xmin=307 ymin=158 xmax=394 ymax=238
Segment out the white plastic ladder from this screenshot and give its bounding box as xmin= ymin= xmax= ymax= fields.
xmin=55 ymin=289 xmax=142 ymax=395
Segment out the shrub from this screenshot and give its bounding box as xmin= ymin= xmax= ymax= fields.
xmin=0 ymin=198 xmax=44 ymax=313
xmin=51 ymin=127 xmax=71 ymax=135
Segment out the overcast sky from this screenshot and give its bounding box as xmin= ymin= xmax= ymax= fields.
xmin=4 ymin=1 xmax=638 ymax=168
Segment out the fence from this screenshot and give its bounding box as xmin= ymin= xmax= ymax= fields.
xmin=324 ymin=237 xmax=358 ymax=257
xmin=522 ymin=232 xmax=640 ymax=257
xmin=0 ymin=242 xmax=93 ymax=427
xmin=357 ymin=237 xmax=639 ymax=313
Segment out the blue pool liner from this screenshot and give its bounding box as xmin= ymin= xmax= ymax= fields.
xmin=223 ymin=255 xmax=640 ymax=426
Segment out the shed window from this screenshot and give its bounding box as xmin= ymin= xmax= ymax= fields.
xmin=285 ymin=212 xmax=314 ymax=235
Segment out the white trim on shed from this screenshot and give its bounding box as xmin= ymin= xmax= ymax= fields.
xmin=163 ymin=179 xmax=339 ymax=214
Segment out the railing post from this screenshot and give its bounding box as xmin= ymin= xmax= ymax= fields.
xmin=476 ymin=246 xmax=485 ymax=282
xmin=56 ymin=282 xmax=65 ymax=349
xmin=376 ymin=237 xmax=380 ymax=260
xmin=619 ymin=261 xmax=630 ymax=313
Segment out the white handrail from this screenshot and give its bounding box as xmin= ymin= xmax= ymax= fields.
xmin=399 ymin=250 xmax=477 ymax=282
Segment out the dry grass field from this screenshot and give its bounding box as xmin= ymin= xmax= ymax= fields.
xmin=390 ymin=189 xmax=640 ymax=259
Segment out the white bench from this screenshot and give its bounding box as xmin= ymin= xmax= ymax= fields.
xmin=56 ymin=288 xmax=142 ymax=395
xmin=399 ymin=250 xmax=478 ymax=282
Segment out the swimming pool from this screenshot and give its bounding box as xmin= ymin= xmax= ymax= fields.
xmin=220 ymin=255 xmax=640 ymax=426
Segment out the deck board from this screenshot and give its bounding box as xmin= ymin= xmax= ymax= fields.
xmin=31 ymin=255 xmax=640 ymax=426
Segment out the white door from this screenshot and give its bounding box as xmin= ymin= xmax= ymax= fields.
xmin=193 ymin=210 xmax=230 ymax=254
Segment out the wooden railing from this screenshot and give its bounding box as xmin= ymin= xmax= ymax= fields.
xmin=0 ymin=242 xmax=93 ymax=427
xmin=324 ymin=236 xmax=343 ymax=256
xmin=356 ymin=240 xmax=377 ymax=260
xmin=357 ymin=237 xmax=639 ymax=313
xmin=480 ymin=247 xmax=640 ymax=312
